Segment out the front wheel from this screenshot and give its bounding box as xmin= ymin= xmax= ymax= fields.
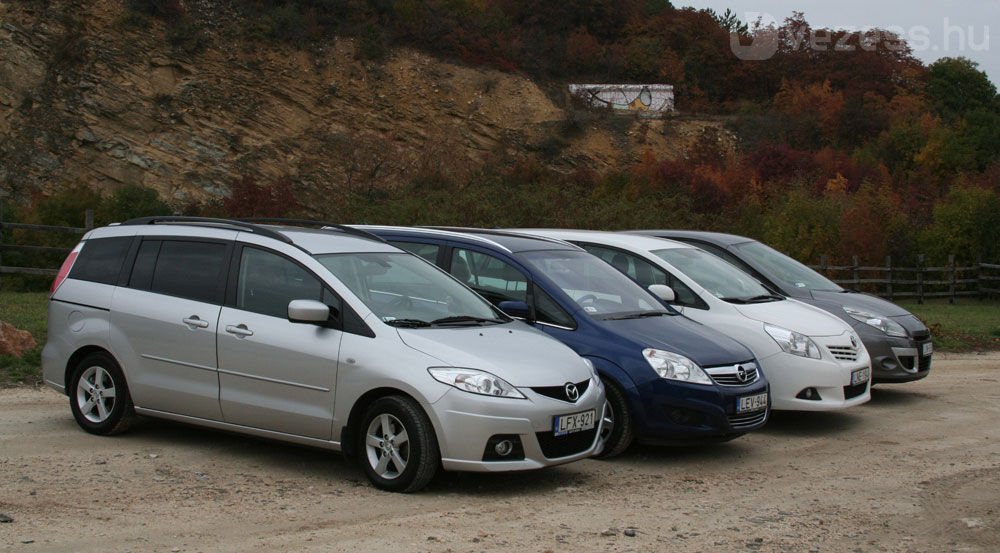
xmin=69 ymin=352 xmax=137 ymax=435
xmin=594 ymin=378 xmax=633 ymax=458
xmin=358 ymin=396 xmax=440 ymax=492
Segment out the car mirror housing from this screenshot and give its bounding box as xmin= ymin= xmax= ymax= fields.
xmin=497 ymin=300 xmax=530 ymax=319
xmin=648 ymin=284 xmax=676 ymax=303
xmin=288 ymin=299 xmax=331 ymax=324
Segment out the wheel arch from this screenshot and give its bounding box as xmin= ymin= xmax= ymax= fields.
xmin=64 ymin=346 xmax=121 ymax=395
xmin=341 ymin=387 xmax=435 ymax=461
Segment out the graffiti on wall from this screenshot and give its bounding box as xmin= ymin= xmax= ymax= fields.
xmin=569 ymin=84 xmax=675 ymax=114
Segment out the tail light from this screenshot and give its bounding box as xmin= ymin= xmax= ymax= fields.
xmin=51 ymin=242 xmax=84 ymax=295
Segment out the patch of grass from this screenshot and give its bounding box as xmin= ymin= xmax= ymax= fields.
xmin=898 ymin=298 xmax=1000 ymax=352
xmin=0 ymin=292 xmax=49 ymax=386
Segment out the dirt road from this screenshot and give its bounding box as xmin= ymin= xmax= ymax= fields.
xmin=2 ymin=353 xmax=998 ymax=553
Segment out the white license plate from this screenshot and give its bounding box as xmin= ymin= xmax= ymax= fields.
xmin=736 ymin=393 xmax=768 ymax=414
xmin=553 ymin=409 xmax=596 ymax=436
xmin=852 ymin=367 xmax=871 ymax=386
xmin=922 ymin=342 xmax=933 ymax=356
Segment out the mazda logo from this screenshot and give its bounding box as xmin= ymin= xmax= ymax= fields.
xmin=565 ymin=383 xmax=579 ymax=401
xmin=735 ymin=364 xmax=749 ymax=383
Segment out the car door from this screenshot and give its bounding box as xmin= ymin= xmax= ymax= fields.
xmin=217 ymin=245 xmax=342 ymax=439
xmin=110 ymin=236 xmax=233 ymax=420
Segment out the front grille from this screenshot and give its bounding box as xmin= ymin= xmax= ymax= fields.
xmin=728 ymin=410 xmax=768 ymax=430
xmin=827 ymin=345 xmax=859 ymax=362
xmin=705 ymin=363 xmax=760 ymax=387
xmin=530 ymin=379 xmax=590 ymax=403
xmin=918 ymin=353 xmax=932 ymax=372
xmin=843 ymin=383 xmax=868 ymax=399
xmin=535 ymin=428 xmax=598 ymax=458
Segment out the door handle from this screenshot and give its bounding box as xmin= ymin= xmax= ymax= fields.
xmin=225 ymin=324 xmax=254 ymax=338
xmin=182 ymin=316 xmax=209 ymax=329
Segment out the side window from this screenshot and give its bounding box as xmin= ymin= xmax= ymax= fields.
xmin=534 ymin=287 xmax=576 ymax=329
xmin=579 ymin=244 xmax=668 ymax=288
xmin=391 ymin=241 xmax=440 ymax=264
xmin=69 ymin=236 xmax=133 ymax=285
xmin=236 ymin=247 xmax=335 ymax=319
xmin=451 ymin=249 xmax=527 ymax=304
xmin=149 ymin=240 xmax=228 ymax=304
xmin=580 ymin=243 xmax=706 ymax=310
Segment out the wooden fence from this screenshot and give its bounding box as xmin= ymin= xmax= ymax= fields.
xmin=0 ymin=205 xmax=93 ymax=284
xmin=810 ymin=255 xmax=1000 ymax=304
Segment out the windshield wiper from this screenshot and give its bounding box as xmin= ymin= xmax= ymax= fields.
xmin=430 ymin=315 xmax=506 ymax=326
xmin=720 ymin=297 xmax=750 ymax=304
xmin=745 ymin=294 xmax=784 ymax=303
xmin=383 ymin=318 xmax=432 ymax=328
xmin=603 ymin=311 xmax=671 ymax=321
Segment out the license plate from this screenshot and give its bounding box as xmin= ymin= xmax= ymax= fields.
xmin=553 ymin=409 xmax=596 ymax=436
xmin=852 ymin=367 xmax=871 ymax=386
xmin=736 ymin=393 xmax=768 ymax=414
xmin=922 ymin=342 xmax=933 ymax=356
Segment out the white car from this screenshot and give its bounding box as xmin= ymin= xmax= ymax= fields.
xmin=517 ymin=230 xmax=872 ymax=411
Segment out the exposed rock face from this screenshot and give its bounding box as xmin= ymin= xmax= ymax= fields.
xmin=0 ymin=1 xmax=731 ymax=211
xmin=0 ymin=321 xmax=36 ymax=357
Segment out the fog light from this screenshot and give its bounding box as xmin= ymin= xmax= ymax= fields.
xmin=796 ymin=387 xmax=821 ymax=401
xmin=494 ymin=440 xmax=514 ymax=457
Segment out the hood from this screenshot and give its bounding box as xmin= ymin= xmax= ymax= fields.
xmin=395 ymin=323 xmax=592 ymax=387
xmin=733 ymin=299 xmax=853 ymax=337
xmin=600 ymin=315 xmax=754 ymax=367
xmin=810 ymin=290 xmax=911 ymax=317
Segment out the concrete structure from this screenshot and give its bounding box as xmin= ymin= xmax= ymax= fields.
xmin=569 ymin=84 xmax=675 ymax=114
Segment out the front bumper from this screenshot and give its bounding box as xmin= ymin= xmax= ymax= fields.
xmin=761 ymin=350 xmax=872 ymax=411
xmin=429 ymin=376 xmax=607 ymax=472
xmin=854 ymin=324 xmax=932 ymax=383
xmin=630 ymin=373 xmax=770 ymax=444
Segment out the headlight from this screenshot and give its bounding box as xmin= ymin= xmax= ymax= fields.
xmin=642 ymin=349 xmax=713 ymax=385
xmin=427 ymin=368 xmax=526 ymax=399
xmin=581 ymin=357 xmax=599 ymax=377
xmin=843 ymin=307 xmax=908 ymax=338
xmin=764 ymin=324 xmax=822 ymax=359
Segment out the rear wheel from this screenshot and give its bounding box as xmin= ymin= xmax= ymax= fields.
xmin=595 ymin=378 xmax=633 ymax=458
xmin=358 ymin=396 xmax=439 ymax=492
xmin=69 ymin=352 xmax=137 ymax=435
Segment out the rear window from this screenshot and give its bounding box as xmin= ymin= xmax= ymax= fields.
xmin=147 ymin=240 xmax=228 ymax=304
xmin=68 ymin=236 xmax=133 ymax=285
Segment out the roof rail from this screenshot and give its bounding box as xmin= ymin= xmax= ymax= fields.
xmin=237 ymin=218 xmax=387 ymax=243
xmin=120 ymin=216 xmax=293 ymax=244
xmin=425 ymin=226 xmax=579 ymax=248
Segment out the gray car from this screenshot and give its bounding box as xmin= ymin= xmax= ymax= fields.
xmin=632 ymin=231 xmax=932 ymax=383
xmin=42 ymin=217 xmax=606 ymax=492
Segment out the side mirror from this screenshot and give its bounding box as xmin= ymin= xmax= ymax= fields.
xmin=497 ymin=300 xmax=530 ymax=319
xmin=288 ymin=299 xmax=331 ymax=324
xmin=648 ymin=284 xmax=676 ymax=303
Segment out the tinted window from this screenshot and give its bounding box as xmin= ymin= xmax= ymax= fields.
xmin=69 ymin=237 xmax=132 ymax=285
xmin=581 ymin=243 xmax=705 ymax=309
xmin=452 ymin=249 xmax=528 ymax=304
xmin=237 ymin=247 xmax=327 ymax=319
xmin=150 ymin=240 xmax=228 ymax=304
xmin=129 ymin=240 xmax=161 ymax=290
xmin=391 ymin=241 xmax=440 ymax=264
xmin=734 ymin=241 xmax=843 ymax=292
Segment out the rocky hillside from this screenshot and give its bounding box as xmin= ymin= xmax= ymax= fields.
xmin=0 ymin=1 xmax=725 ymax=210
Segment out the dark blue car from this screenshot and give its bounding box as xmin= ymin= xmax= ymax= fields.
xmin=359 ymin=226 xmax=771 ymax=456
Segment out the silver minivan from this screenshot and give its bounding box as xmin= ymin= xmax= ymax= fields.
xmin=42 ymin=217 xmax=606 ymax=492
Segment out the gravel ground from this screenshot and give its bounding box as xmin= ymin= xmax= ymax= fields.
xmin=1 ymin=352 xmax=998 ymax=553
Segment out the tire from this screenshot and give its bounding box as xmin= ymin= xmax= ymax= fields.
xmin=68 ymin=352 xmax=137 ymax=436
xmin=594 ymin=378 xmax=633 ymax=458
xmin=358 ymin=396 xmax=440 ymax=493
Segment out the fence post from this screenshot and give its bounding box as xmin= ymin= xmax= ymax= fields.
xmin=852 ymin=255 xmax=860 ymax=291
xmin=820 ymin=254 xmax=828 ymax=278
xmin=917 ymin=254 xmax=925 ymax=305
xmin=0 ymin=200 xmax=4 ymax=291
xmin=885 ymin=256 xmax=893 ymax=301
xmin=84 ymin=209 xmax=94 ymax=230
xmin=948 ymin=255 xmax=956 ymax=304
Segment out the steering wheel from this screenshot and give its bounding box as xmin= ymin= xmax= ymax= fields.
xmin=576 ymin=294 xmax=598 ymax=305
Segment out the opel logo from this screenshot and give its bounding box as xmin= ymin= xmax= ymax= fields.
xmin=850 ymin=335 xmax=858 ymax=348
xmin=735 ymin=364 xmax=749 ymax=383
xmin=565 ymin=383 xmax=580 ymax=402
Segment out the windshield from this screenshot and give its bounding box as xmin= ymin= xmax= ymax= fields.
xmin=733 ymin=241 xmax=843 ymax=292
xmin=315 ymin=252 xmax=505 ymax=327
xmin=520 ymin=250 xmax=665 ymax=319
xmin=653 ymin=248 xmax=777 ymax=302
